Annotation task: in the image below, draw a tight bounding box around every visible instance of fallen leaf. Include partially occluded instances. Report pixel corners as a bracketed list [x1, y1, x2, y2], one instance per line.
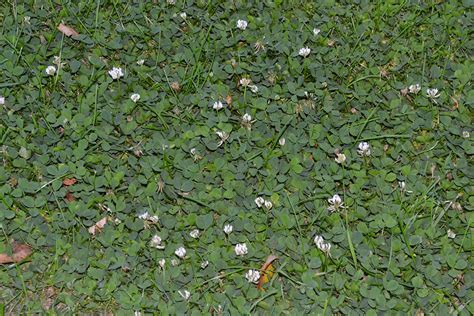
[58, 23, 79, 37]
[225, 94, 232, 106]
[88, 217, 108, 235]
[257, 254, 278, 290]
[65, 191, 75, 202]
[62, 178, 77, 186]
[0, 242, 32, 264]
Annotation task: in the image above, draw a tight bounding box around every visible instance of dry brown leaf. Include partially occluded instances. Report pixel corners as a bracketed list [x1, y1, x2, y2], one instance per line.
[62, 178, 77, 186]
[65, 191, 75, 202]
[88, 217, 108, 235]
[257, 254, 278, 290]
[0, 242, 32, 264]
[58, 23, 79, 37]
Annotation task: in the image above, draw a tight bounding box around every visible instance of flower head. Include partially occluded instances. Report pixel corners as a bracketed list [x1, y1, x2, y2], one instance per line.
[213, 100, 224, 110]
[150, 235, 165, 249]
[137, 59, 145, 66]
[108, 67, 124, 80]
[52, 56, 66, 69]
[426, 88, 440, 99]
[447, 229, 456, 239]
[45, 65, 56, 76]
[148, 215, 159, 223]
[245, 269, 261, 284]
[242, 113, 252, 123]
[357, 142, 371, 156]
[249, 85, 259, 93]
[175, 246, 186, 258]
[313, 28, 321, 36]
[409, 84, 421, 94]
[190, 229, 200, 239]
[240, 78, 252, 87]
[462, 131, 470, 138]
[279, 138, 286, 146]
[0, 96, 4, 105]
[327, 194, 344, 212]
[264, 200, 273, 210]
[314, 235, 331, 254]
[158, 259, 166, 268]
[138, 211, 149, 220]
[234, 243, 248, 256]
[255, 197, 265, 208]
[299, 47, 311, 57]
[130, 93, 141, 103]
[223, 224, 233, 235]
[236, 20, 248, 30]
[201, 260, 209, 269]
[216, 130, 229, 147]
[167, 0, 176, 4]
[180, 12, 187, 19]
[335, 153, 346, 164]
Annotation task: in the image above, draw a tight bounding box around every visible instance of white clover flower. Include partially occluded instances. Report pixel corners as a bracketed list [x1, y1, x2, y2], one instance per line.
[108, 67, 124, 80]
[150, 235, 165, 249]
[357, 142, 371, 156]
[398, 181, 412, 194]
[175, 246, 186, 258]
[314, 235, 331, 254]
[240, 78, 252, 87]
[223, 224, 233, 235]
[313, 28, 321, 36]
[245, 269, 260, 284]
[279, 138, 286, 146]
[327, 194, 344, 212]
[149, 215, 159, 223]
[45, 65, 56, 76]
[137, 59, 145, 66]
[114, 218, 122, 225]
[409, 84, 421, 94]
[236, 19, 248, 30]
[201, 260, 209, 269]
[159, 259, 166, 268]
[0, 96, 4, 105]
[447, 229, 456, 239]
[171, 259, 179, 266]
[462, 131, 470, 138]
[130, 93, 140, 103]
[190, 229, 200, 239]
[178, 290, 191, 301]
[216, 130, 229, 147]
[426, 88, 440, 99]
[264, 200, 273, 210]
[234, 243, 248, 256]
[212, 100, 224, 110]
[335, 153, 346, 164]
[138, 211, 149, 220]
[298, 47, 311, 57]
[134, 311, 142, 316]
[52, 56, 66, 69]
[242, 113, 252, 123]
[180, 12, 187, 19]
[167, 0, 176, 4]
[249, 85, 259, 93]
[255, 197, 265, 208]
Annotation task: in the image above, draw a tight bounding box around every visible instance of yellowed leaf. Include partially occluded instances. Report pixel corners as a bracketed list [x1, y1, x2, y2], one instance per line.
[257, 254, 278, 290]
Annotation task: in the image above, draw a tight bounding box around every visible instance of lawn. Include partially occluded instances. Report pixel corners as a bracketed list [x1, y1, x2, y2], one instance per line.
[0, 0, 472, 314]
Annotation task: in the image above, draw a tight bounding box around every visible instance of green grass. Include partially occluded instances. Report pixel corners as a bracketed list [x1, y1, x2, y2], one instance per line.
[0, 0, 472, 314]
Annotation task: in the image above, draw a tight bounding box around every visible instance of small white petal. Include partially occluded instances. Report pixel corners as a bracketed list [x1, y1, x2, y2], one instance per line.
[175, 246, 187, 258]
